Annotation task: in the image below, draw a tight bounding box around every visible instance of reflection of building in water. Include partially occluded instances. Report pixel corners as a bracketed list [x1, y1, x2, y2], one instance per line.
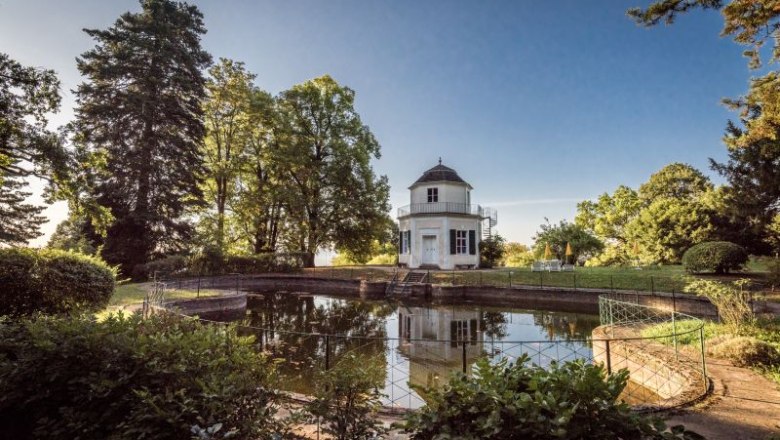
[397, 306, 483, 390]
[536, 312, 585, 341]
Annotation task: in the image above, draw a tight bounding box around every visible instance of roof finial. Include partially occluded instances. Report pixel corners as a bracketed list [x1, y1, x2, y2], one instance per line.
[438, 157, 442, 165]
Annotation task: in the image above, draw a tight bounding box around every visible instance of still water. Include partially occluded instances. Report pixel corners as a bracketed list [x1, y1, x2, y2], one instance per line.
[237, 292, 601, 409]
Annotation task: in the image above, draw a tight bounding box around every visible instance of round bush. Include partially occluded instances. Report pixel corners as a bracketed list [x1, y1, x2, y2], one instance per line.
[709, 336, 780, 367]
[0, 248, 115, 316]
[682, 241, 749, 274]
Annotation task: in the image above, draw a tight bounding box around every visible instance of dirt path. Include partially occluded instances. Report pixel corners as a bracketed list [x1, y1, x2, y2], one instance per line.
[665, 360, 780, 439]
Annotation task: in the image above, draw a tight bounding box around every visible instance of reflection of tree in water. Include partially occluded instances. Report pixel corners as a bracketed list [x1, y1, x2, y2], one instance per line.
[481, 311, 509, 339]
[532, 311, 598, 342]
[241, 293, 392, 395]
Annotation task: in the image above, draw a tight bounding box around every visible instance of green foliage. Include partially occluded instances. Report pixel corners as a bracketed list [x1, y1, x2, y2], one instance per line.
[131, 255, 188, 280]
[0, 52, 65, 246]
[405, 356, 701, 440]
[73, 0, 212, 275]
[47, 215, 98, 255]
[502, 242, 535, 267]
[479, 234, 506, 268]
[0, 313, 284, 439]
[306, 354, 387, 440]
[709, 336, 780, 368]
[685, 278, 754, 334]
[682, 241, 749, 274]
[628, 197, 714, 264]
[275, 75, 391, 267]
[767, 257, 780, 289]
[577, 164, 723, 265]
[533, 220, 603, 264]
[0, 248, 115, 316]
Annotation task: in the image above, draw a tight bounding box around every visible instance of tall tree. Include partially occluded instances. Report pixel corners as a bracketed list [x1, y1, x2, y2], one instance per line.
[710, 119, 780, 253]
[73, 0, 211, 273]
[274, 75, 390, 267]
[201, 58, 261, 250]
[230, 87, 285, 254]
[638, 162, 713, 201]
[0, 53, 66, 246]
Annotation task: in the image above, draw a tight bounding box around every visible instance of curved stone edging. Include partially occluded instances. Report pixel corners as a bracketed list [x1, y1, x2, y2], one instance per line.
[163, 293, 247, 320]
[592, 325, 709, 411]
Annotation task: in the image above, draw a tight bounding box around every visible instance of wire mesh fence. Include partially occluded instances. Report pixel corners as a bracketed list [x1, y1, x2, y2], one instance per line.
[145, 281, 709, 411]
[153, 265, 775, 298]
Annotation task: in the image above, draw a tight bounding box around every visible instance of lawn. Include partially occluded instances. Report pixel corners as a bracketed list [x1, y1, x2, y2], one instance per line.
[316, 262, 777, 297]
[106, 283, 223, 309]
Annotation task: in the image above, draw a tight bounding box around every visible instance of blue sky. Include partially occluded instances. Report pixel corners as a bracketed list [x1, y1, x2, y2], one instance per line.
[0, 0, 751, 250]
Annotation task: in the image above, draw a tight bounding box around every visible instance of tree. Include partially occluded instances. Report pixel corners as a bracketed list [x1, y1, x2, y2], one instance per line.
[502, 242, 535, 267]
[710, 120, 780, 254]
[47, 215, 98, 255]
[638, 162, 713, 202]
[626, 198, 714, 264]
[274, 75, 390, 267]
[479, 234, 506, 268]
[575, 185, 641, 246]
[533, 220, 603, 264]
[73, 0, 212, 274]
[201, 58, 264, 250]
[230, 88, 288, 255]
[577, 164, 718, 265]
[0, 53, 65, 246]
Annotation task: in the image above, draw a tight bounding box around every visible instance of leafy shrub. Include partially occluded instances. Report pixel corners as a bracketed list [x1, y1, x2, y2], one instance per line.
[709, 336, 780, 368]
[682, 241, 748, 274]
[131, 254, 188, 280]
[0, 313, 284, 439]
[480, 235, 506, 268]
[405, 356, 702, 440]
[306, 354, 387, 440]
[767, 257, 780, 289]
[187, 247, 304, 278]
[685, 279, 755, 334]
[0, 248, 115, 316]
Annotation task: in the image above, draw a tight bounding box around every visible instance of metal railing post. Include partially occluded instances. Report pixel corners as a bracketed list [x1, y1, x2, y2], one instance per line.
[651, 276, 655, 294]
[325, 335, 330, 371]
[539, 272, 543, 289]
[610, 276, 614, 292]
[509, 271, 512, 288]
[699, 327, 707, 392]
[605, 339, 612, 375]
[573, 274, 576, 290]
[197, 274, 201, 298]
[462, 341, 467, 374]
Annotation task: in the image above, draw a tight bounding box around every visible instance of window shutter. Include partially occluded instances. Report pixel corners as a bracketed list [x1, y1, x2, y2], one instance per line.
[468, 230, 476, 255]
[449, 229, 456, 255]
[406, 231, 412, 254]
[470, 319, 477, 345]
[450, 321, 458, 347]
[399, 231, 404, 254]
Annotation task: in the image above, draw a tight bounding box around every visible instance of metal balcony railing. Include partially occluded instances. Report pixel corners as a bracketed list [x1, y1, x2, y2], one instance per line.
[397, 202, 485, 217]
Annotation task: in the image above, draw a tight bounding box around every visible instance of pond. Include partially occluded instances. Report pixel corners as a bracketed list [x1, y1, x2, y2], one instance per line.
[235, 292, 602, 409]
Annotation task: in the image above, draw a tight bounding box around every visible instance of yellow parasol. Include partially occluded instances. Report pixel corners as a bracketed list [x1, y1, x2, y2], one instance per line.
[565, 242, 573, 257]
[544, 243, 552, 260]
[633, 242, 640, 255]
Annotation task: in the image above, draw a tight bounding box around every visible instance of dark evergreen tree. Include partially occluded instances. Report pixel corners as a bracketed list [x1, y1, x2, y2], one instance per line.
[710, 119, 780, 254]
[74, 0, 212, 273]
[0, 53, 64, 246]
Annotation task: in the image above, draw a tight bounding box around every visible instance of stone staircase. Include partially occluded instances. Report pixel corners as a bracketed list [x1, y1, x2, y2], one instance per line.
[387, 270, 428, 296]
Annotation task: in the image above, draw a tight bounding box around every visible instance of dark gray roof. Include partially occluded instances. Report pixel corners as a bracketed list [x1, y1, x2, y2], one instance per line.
[411, 164, 471, 187]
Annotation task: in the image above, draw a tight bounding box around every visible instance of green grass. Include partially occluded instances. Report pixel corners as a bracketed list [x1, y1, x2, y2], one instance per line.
[310, 261, 777, 296]
[107, 282, 222, 308]
[641, 317, 780, 385]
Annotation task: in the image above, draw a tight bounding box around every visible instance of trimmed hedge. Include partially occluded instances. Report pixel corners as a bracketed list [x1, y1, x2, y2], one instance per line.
[0, 313, 284, 439]
[682, 241, 748, 274]
[132, 249, 305, 280]
[0, 248, 115, 316]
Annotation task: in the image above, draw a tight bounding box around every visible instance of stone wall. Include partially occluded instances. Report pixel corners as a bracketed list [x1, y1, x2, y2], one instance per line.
[592, 325, 707, 409]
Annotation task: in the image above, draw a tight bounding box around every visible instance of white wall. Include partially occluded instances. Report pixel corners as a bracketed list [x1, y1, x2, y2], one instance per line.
[398, 215, 481, 269]
[410, 182, 470, 205]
